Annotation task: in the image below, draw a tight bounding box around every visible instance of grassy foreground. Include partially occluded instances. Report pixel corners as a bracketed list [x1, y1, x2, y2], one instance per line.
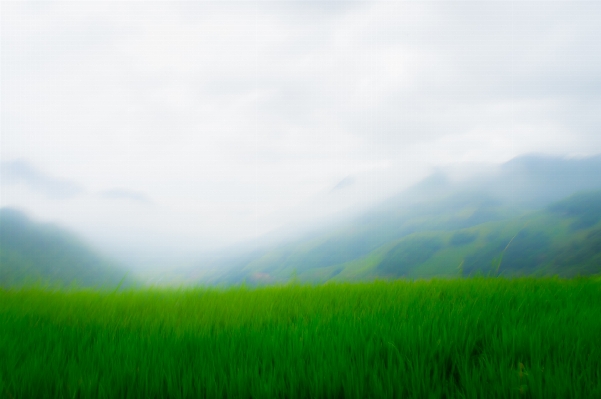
[1, 278, 600, 398]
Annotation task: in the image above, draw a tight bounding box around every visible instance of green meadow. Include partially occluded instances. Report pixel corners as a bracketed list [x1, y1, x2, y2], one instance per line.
[1, 278, 600, 398]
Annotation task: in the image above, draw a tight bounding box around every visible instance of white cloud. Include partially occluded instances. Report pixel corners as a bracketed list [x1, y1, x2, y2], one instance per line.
[2, 1, 601, 262]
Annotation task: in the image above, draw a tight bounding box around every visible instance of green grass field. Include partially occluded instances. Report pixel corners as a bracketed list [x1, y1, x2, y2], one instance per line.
[1, 278, 600, 398]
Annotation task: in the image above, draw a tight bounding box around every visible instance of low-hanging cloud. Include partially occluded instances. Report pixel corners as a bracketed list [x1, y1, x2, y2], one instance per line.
[1, 159, 84, 199]
[99, 188, 153, 205]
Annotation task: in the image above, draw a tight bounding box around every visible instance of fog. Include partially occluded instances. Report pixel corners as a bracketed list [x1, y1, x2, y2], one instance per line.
[2, 2, 601, 269]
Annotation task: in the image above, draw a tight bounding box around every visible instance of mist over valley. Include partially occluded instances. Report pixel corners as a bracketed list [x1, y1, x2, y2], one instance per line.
[2, 153, 601, 288]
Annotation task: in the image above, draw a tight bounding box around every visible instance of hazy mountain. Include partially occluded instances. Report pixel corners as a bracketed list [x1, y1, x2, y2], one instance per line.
[374, 190, 601, 279]
[0, 208, 133, 288]
[201, 154, 601, 284]
[3, 153, 599, 287]
[478, 154, 601, 206]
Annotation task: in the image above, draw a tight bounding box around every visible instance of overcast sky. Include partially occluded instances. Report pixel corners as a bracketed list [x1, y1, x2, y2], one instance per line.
[2, 1, 601, 261]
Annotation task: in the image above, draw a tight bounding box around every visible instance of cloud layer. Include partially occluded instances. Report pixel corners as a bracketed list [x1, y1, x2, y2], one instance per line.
[2, 2, 601, 261]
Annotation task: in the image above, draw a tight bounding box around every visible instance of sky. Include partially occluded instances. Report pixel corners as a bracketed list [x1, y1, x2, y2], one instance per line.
[2, 1, 601, 263]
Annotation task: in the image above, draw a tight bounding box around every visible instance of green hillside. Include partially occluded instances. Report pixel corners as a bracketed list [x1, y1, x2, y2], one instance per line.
[340, 191, 601, 280]
[236, 193, 522, 282]
[0, 208, 133, 288]
[216, 190, 601, 284]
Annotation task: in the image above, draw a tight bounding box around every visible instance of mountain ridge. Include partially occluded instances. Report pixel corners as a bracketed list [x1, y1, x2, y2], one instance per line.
[0, 207, 133, 288]
[199, 153, 601, 284]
